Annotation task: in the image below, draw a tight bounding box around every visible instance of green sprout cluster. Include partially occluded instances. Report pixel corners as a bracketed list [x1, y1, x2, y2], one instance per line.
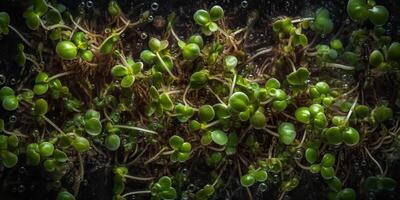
[0, 1, 399, 200]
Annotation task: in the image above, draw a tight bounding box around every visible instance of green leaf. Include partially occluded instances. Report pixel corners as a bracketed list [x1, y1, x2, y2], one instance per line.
[182, 43, 200, 60]
[46, 9, 62, 25]
[56, 191, 76, 200]
[39, 142, 54, 157]
[34, 98, 48, 115]
[107, 1, 121, 17]
[253, 170, 268, 182]
[211, 130, 228, 145]
[347, 0, 369, 22]
[228, 92, 249, 112]
[121, 75, 135, 88]
[111, 65, 128, 77]
[305, 148, 317, 164]
[0, 12, 10, 35]
[287, 67, 310, 86]
[2, 95, 19, 111]
[368, 5, 389, 26]
[210, 5, 224, 21]
[321, 153, 335, 167]
[325, 126, 343, 145]
[278, 122, 296, 145]
[54, 149, 68, 162]
[56, 41, 78, 60]
[193, 9, 210, 26]
[105, 134, 121, 151]
[295, 107, 311, 124]
[84, 118, 102, 136]
[240, 174, 255, 187]
[198, 105, 215, 122]
[169, 135, 184, 150]
[223, 55, 238, 71]
[23, 9, 40, 30]
[313, 8, 333, 35]
[190, 70, 209, 89]
[159, 93, 174, 111]
[33, 0, 48, 16]
[71, 136, 90, 153]
[99, 33, 119, 54]
[342, 127, 360, 146]
[250, 109, 267, 129]
[1, 150, 18, 168]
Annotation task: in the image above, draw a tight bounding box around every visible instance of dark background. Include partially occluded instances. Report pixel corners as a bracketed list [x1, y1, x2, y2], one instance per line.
[0, 0, 399, 199]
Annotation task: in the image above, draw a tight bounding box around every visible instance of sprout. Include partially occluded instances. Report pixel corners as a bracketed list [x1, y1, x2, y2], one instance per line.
[347, 0, 389, 25]
[240, 169, 268, 187]
[111, 53, 143, 88]
[286, 67, 310, 86]
[105, 134, 121, 151]
[0, 86, 19, 111]
[305, 148, 317, 164]
[83, 110, 102, 136]
[0, 12, 10, 35]
[150, 176, 177, 199]
[169, 135, 191, 162]
[193, 5, 224, 35]
[108, 1, 121, 17]
[313, 8, 334, 35]
[228, 92, 249, 112]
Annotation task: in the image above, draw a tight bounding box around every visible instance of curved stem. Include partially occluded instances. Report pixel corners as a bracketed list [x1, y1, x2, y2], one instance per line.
[206, 86, 225, 105]
[295, 159, 310, 170]
[144, 147, 168, 165]
[296, 130, 307, 148]
[263, 127, 279, 137]
[324, 63, 355, 70]
[69, 15, 102, 37]
[8, 25, 33, 48]
[291, 17, 314, 24]
[42, 115, 65, 135]
[155, 52, 178, 79]
[203, 120, 220, 129]
[113, 124, 158, 135]
[39, 20, 72, 31]
[48, 71, 74, 82]
[124, 175, 155, 181]
[345, 95, 359, 125]
[122, 190, 151, 198]
[229, 72, 237, 97]
[212, 162, 227, 187]
[246, 47, 273, 63]
[364, 147, 384, 176]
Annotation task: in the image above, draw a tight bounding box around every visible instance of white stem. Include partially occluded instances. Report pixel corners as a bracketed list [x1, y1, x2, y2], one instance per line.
[324, 63, 355, 70]
[8, 25, 33, 48]
[42, 115, 65, 135]
[113, 125, 158, 135]
[229, 72, 237, 97]
[155, 52, 178, 79]
[48, 71, 74, 82]
[364, 147, 384, 176]
[124, 175, 155, 181]
[122, 190, 151, 198]
[263, 127, 279, 137]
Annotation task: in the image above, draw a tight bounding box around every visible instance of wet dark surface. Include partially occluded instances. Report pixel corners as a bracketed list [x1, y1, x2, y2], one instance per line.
[0, 0, 399, 200]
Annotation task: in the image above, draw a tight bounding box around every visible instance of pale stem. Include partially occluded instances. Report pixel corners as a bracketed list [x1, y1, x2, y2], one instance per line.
[229, 72, 237, 97]
[124, 175, 155, 181]
[203, 120, 220, 129]
[122, 190, 151, 198]
[206, 86, 225, 105]
[42, 115, 65, 135]
[155, 52, 178, 79]
[324, 63, 355, 70]
[263, 127, 279, 137]
[246, 47, 273, 63]
[144, 147, 168, 165]
[8, 25, 34, 48]
[291, 17, 314, 24]
[364, 147, 384, 176]
[296, 130, 307, 148]
[48, 71, 74, 82]
[113, 124, 158, 135]
[345, 95, 359, 124]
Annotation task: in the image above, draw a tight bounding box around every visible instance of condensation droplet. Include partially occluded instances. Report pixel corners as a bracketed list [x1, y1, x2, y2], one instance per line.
[17, 185, 25, 193]
[9, 78, 16, 85]
[258, 183, 268, 192]
[86, 1, 94, 8]
[147, 15, 154, 22]
[141, 32, 148, 40]
[241, 1, 248, 8]
[151, 2, 159, 11]
[0, 74, 6, 85]
[9, 115, 17, 123]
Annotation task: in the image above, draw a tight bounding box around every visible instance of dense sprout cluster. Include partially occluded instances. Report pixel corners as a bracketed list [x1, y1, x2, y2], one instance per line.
[0, 0, 399, 200]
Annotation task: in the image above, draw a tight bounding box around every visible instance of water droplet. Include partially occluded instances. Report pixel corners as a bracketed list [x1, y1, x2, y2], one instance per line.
[182, 168, 188, 175]
[241, 1, 248, 8]
[151, 2, 159, 11]
[141, 32, 148, 40]
[17, 185, 25, 193]
[295, 149, 303, 160]
[0, 74, 6, 85]
[18, 167, 27, 175]
[258, 183, 268, 192]
[147, 15, 154, 22]
[9, 115, 17, 123]
[86, 0, 94, 8]
[361, 160, 367, 167]
[10, 78, 16, 85]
